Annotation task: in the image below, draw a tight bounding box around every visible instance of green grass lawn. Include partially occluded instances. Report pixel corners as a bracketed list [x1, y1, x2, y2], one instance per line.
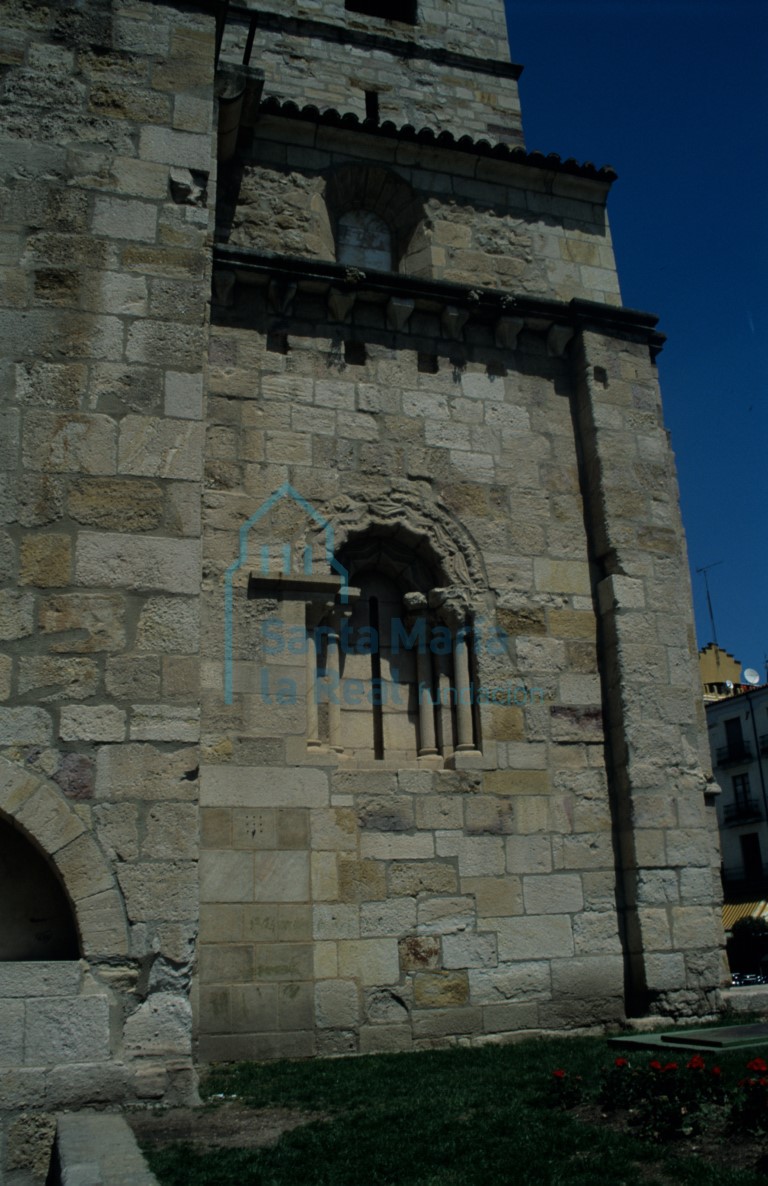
[143, 1033, 768, 1186]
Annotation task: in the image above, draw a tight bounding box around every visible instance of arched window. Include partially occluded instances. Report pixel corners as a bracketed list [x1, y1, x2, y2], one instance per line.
[0, 817, 80, 960]
[325, 165, 429, 276]
[337, 210, 393, 271]
[307, 533, 481, 764]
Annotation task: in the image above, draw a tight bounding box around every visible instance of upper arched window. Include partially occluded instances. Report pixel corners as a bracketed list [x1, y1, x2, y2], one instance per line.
[337, 210, 393, 271]
[325, 165, 429, 277]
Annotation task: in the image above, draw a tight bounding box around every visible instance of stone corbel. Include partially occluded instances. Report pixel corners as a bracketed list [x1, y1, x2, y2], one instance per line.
[547, 324, 574, 357]
[441, 305, 469, 341]
[494, 316, 525, 350]
[386, 297, 415, 332]
[268, 280, 297, 315]
[328, 288, 357, 323]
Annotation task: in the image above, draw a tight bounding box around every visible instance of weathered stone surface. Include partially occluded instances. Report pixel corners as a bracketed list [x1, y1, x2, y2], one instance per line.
[60, 704, 125, 742]
[413, 971, 470, 1008]
[19, 533, 71, 586]
[123, 993, 192, 1058]
[0, 590, 34, 640]
[39, 593, 127, 653]
[0, 706, 52, 744]
[25, 995, 111, 1064]
[68, 477, 164, 531]
[118, 861, 197, 921]
[118, 415, 204, 478]
[96, 743, 199, 801]
[75, 532, 201, 593]
[18, 655, 98, 701]
[398, 934, 440, 971]
[389, 861, 458, 896]
[315, 979, 359, 1029]
[201, 765, 329, 808]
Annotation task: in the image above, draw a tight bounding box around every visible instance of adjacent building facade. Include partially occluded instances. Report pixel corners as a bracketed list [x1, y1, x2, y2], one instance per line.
[704, 676, 768, 901]
[0, 0, 724, 1109]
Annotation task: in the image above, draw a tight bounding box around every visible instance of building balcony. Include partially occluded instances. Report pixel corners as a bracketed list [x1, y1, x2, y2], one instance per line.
[723, 798, 764, 826]
[722, 864, 768, 898]
[716, 741, 753, 766]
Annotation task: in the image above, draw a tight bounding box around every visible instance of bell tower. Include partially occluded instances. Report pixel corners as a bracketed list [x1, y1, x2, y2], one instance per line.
[195, 0, 724, 1059]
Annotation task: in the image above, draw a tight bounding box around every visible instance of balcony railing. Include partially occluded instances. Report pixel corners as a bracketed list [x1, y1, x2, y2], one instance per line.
[722, 863, 768, 897]
[723, 798, 764, 825]
[716, 741, 753, 766]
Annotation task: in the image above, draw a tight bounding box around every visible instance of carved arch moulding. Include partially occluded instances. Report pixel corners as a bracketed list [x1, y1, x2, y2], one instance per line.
[311, 485, 489, 606]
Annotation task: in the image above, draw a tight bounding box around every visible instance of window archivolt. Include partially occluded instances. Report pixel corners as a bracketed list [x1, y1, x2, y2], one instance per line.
[306, 532, 481, 765]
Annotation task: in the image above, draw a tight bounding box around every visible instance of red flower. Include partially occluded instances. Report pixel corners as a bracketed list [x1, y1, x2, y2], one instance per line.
[649, 1059, 662, 1071]
[747, 1057, 768, 1074]
[552, 1068, 566, 1080]
[614, 1057, 628, 1068]
[663, 1062, 678, 1072]
[687, 1054, 706, 1071]
[711, 1066, 722, 1077]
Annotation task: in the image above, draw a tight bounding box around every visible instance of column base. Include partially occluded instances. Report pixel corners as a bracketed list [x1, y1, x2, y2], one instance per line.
[448, 749, 484, 770]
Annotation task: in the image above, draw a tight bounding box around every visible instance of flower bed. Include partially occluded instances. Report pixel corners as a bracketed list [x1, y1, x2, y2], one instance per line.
[552, 1052, 768, 1146]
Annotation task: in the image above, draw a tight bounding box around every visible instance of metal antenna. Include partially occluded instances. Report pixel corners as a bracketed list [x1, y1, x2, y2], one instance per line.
[696, 561, 722, 651]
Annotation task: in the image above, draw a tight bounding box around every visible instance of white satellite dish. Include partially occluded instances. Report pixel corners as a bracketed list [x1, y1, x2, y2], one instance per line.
[743, 668, 761, 685]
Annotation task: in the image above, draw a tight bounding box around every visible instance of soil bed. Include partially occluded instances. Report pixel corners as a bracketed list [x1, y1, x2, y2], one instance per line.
[127, 1101, 325, 1151]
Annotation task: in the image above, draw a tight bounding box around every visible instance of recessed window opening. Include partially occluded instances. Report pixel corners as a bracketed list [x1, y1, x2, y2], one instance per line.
[337, 210, 393, 271]
[345, 0, 417, 25]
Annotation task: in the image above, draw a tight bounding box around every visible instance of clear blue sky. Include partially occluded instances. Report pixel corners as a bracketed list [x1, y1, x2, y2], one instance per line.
[505, 0, 768, 680]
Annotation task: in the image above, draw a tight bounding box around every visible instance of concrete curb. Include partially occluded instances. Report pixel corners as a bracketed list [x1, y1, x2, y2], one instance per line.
[49, 1113, 159, 1186]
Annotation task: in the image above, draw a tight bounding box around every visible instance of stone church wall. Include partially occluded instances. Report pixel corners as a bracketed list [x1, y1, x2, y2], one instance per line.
[0, 0, 724, 1113]
[0, 0, 215, 1107]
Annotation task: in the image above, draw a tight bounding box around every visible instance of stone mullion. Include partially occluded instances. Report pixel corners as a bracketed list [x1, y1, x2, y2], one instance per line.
[570, 327, 723, 1015]
[453, 626, 475, 753]
[415, 626, 438, 757]
[324, 612, 344, 753]
[305, 620, 320, 749]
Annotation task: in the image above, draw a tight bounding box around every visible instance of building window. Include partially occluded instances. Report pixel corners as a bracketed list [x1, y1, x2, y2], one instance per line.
[337, 210, 393, 271]
[732, 773, 752, 804]
[345, 0, 417, 25]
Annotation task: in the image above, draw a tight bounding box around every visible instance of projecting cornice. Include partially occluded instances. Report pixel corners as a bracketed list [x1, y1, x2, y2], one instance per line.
[212, 244, 664, 357]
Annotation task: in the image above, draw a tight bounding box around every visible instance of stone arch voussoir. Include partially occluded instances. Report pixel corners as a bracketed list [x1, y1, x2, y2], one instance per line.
[0, 755, 129, 960]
